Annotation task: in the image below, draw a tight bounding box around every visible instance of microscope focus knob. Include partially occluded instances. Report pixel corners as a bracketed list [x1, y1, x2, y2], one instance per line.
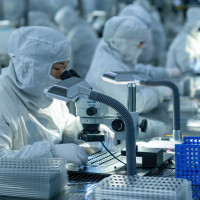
[86, 107, 97, 116]
[111, 119, 125, 132]
[139, 119, 148, 132]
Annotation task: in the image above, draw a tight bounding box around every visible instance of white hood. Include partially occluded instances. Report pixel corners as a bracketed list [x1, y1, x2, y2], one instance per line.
[103, 16, 148, 66]
[2, 26, 71, 110]
[119, 4, 152, 27]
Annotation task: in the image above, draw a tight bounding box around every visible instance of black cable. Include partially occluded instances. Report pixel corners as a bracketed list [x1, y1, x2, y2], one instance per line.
[100, 141, 127, 166]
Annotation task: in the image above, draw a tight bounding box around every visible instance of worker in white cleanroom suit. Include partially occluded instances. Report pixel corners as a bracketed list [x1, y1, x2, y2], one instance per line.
[85, 16, 166, 114]
[0, 26, 113, 165]
[166, 7, 200, 76]
[118, 3, 179, 80]
[118, 3, 179, 99]
[55, 6, 99, 79]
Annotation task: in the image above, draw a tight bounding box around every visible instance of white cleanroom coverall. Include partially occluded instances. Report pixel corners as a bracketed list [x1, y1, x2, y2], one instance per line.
[0, 26, 88, 166]
[85, 16, 161, 113]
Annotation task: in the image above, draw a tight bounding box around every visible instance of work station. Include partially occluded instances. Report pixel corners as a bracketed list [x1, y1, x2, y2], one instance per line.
[0, 0, 200, 199]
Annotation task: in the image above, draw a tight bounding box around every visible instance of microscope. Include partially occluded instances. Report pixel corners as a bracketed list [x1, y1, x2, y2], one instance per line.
[76, 98, 124, 143]
[59, 69, 139, 144]
[44, 74, 144, 175]
[75, 94, 147, 146]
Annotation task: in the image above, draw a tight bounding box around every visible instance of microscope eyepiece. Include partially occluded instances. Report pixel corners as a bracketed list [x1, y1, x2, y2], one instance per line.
[60, 69, 81, 80]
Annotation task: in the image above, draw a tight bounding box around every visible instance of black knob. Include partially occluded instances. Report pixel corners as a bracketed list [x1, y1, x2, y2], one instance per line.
[111, 119, 125, 132]
[139, 119, 148, 132]
[86, 107, 97, 116]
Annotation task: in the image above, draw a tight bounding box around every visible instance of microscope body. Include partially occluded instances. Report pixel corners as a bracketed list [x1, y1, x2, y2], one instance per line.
[76, 98, 126, 144]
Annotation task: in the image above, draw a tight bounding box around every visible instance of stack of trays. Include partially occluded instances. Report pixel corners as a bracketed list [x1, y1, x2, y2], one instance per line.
[89, 175, 192, 200]
[0, 158, 67, 200]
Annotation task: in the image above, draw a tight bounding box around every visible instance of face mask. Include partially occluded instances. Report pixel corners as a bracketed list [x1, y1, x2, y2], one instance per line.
[123, 47, 142, 66]
[49, 75, 61, 86]
[132, 48, 142, 65]
[111, 38, 143, 66]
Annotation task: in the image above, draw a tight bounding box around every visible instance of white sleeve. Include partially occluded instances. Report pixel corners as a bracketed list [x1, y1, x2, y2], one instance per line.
[0, 114, 54, 158]
[0, 140, 54, 158]
[134, 63, 169, 79]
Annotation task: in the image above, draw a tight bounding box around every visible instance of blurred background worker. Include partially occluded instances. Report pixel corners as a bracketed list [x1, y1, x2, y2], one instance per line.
[55, 6, 99, 79]
[85, 16, 162, 114]
[119, 4, 155, 66]
[166, 7, 200, 76]
[118, 4, 179, 80]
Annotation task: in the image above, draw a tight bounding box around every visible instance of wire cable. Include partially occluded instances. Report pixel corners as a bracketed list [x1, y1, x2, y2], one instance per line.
[100, 141, 126, 166]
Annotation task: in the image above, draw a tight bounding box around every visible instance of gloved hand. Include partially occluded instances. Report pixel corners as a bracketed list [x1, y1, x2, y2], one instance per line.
[53, 143, 88, 166]
[155, 86, 172, 102]
[166, 67, 181, 78]
[98, 125, 114, 152]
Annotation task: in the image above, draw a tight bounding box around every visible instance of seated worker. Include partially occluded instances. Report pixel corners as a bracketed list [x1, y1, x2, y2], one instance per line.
[166, 7, 200, 76]
[85, 16, 169, 114]
[119, 4, 180, 80]
[0, 26, 113, 166]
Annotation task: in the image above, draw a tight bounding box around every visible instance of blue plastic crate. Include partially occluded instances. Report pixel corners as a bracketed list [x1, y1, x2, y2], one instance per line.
[192, 185, 200, 200]
[183, 137, 200, 144]
[175, 137, 200, 185]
